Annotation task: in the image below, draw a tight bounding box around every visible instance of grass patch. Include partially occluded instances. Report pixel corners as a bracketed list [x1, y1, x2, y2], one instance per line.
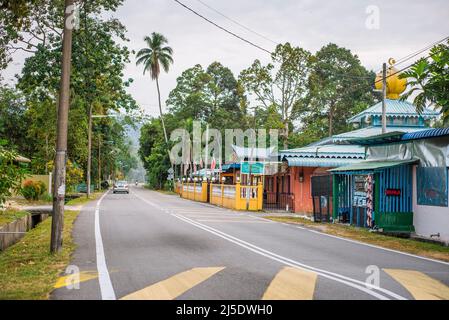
[155, 189, 177, 196]
[265, 216, 449, 263]
[65, 192, 103, 206]
[9, 198, 52, 206]
[0, 210, 80, 300]
[0, 210, 29, 228]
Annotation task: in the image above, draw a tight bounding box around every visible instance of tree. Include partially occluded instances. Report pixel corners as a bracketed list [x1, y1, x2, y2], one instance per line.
[167, 62, 247, 130]
[0, 87, 28, 153]
[303, 43, 375, 137]
[0, 0, 126, 69]
[240, 43, 311, 148]
[0, 145, 26, 206]
[139, 118, 171, 189]
[136, 32, 174, 143]
[16, 14, 137, 175]
[400, 40, 449, 126]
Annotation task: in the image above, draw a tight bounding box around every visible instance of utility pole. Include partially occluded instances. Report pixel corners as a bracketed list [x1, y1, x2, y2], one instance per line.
[98, 134, 101, 190]
[87, 106, 92, 197]
[51, 0, 74, 253]
[382, 62, 387, 134]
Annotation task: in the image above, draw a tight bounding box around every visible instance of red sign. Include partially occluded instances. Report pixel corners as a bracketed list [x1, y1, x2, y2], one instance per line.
[385, 189, 401, 196]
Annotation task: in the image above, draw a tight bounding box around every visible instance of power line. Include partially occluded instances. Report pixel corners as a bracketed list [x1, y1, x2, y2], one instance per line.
[195, 0, 278, 45]
[374, 35, 449, 73]
[173, 0, 272, 54]
[395, 36, 448, 66]
[373, 52, 435, 85]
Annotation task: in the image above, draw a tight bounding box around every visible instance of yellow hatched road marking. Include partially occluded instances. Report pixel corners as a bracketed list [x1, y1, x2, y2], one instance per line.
[120, 267, 225, 300]
[384, 269, 449, 300]
[262, 267, 317, 300]
[54, 271, 98, 289]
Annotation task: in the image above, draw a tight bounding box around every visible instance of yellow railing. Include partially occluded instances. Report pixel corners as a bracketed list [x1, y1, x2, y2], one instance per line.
[177, 182, 263, 211]
[210, 182, 263, 211]
[179, 182, 208, 203]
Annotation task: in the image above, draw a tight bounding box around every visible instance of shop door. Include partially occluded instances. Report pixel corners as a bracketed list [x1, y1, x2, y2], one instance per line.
[311, 175, 333, 222]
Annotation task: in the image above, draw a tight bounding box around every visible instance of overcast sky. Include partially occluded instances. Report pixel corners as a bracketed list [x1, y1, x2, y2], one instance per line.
[3, 0, 449, 116]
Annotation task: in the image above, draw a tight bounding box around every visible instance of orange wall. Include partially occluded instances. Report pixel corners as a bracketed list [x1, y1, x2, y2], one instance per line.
[290, 167, 315, 216]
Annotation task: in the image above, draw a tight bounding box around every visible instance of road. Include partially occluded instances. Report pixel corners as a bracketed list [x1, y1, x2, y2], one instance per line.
[51, 185, 449, 300]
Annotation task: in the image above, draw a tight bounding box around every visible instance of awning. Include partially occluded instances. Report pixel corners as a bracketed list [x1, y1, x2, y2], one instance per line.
[329, 158, 419, 173]
[285, 157, 362, 168]
[221, 163, 240, 171]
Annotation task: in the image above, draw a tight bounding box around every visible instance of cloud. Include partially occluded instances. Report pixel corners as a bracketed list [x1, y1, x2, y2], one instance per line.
[2, 0, 448, 116]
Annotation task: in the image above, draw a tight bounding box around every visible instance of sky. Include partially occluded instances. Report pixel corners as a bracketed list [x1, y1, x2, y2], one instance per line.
[2, 0, 449, 117]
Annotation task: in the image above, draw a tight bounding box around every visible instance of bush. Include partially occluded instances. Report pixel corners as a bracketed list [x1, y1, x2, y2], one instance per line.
[21, 180, 47, 201]
[0, 146, 26, 206]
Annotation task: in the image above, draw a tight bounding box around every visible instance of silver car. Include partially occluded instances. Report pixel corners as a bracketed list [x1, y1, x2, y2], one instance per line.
[113, 181, 129, 194]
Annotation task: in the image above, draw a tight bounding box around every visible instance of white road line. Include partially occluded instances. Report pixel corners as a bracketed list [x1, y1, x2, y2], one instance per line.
[95, 191, 116, 300]
[306, 230, 449, 267]
[132, 191, 406, 300]
[197, 219, 271, 223]
[138, 190, 449, 266]
[172, 214, 404, 301]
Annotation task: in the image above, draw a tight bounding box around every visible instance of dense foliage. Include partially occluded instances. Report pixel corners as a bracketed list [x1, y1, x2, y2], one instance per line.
[0, 146, 26, 205]
[0, 0, 138, 195]
[401, 40, 449, 126]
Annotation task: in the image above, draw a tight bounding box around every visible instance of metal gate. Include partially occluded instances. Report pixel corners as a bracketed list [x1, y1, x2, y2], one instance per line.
[263, 192, 294, 212]
[311, 175, 333, 222]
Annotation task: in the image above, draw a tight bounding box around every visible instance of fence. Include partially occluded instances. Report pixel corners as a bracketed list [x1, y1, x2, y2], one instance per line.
[179, 182, 208, 203]
[263, 192, 294, 212]
[209, 183, 263, 211]
[177, 182, 263, 211]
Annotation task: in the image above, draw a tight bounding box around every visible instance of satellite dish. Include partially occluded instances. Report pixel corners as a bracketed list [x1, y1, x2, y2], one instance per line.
[388, 58, 396, 66]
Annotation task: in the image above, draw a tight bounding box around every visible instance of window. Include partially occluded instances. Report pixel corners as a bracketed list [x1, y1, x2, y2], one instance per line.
[417, 167, 448, 207]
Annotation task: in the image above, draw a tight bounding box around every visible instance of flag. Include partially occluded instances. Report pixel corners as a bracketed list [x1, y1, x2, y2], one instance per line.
[211, 156, 216, 171]
[200, 157, 204, 169]
[193, 163, 197, 174]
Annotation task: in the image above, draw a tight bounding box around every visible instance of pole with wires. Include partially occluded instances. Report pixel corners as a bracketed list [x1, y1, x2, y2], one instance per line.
[51, 0, 74, 253]
[382, 62, 387, 134]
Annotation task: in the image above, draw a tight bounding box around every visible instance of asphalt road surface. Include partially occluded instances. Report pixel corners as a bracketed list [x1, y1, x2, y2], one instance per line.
[51, 185, 449, 300]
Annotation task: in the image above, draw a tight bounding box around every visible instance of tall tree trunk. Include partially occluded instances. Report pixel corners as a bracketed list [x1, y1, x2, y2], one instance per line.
[156, 76, 175, 191]
[51, 0, 74, 253]
[283, 121, 289, 149]
[155, 77, 168, 143]
[328, 102, 335, 137]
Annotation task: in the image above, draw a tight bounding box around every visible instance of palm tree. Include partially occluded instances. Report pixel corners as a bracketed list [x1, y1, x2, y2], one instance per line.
[136, 32, 174, 143]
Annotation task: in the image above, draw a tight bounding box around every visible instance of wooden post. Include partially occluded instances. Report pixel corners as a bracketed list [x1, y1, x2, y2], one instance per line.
[51, 0, 74, 253]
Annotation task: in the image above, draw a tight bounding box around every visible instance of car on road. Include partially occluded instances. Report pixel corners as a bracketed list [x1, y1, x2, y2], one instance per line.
[113, 181, 129, 194]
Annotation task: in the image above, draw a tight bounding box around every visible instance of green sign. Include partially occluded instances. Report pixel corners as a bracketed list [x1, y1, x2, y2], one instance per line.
[241, 162, 264, 175]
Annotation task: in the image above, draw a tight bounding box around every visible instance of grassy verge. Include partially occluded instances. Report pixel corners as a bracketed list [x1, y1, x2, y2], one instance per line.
[265, 216, 449, 262]
[65, 192, 103, 206]
[0, 210, 80, 300]
[0, 210, 29, 228]
[7, 198, 52, 206]
[155, 189, 177, 196]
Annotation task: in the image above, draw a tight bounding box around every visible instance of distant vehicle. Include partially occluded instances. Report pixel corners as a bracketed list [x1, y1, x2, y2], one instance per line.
[113, 181, 129, 194]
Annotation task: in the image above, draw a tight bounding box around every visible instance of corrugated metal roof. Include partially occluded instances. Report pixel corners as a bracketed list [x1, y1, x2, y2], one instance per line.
[332, 126, 427, 142]
[329, 158, 419, 172]
[402, 127, 449, 141]
[348, 99, 439, 123]
[221, 163, 240, 171]
[192, 169, 222, 176]
[281, 144, 365, 159]
[231, 145, 276, 160]
[286, 157, 361, 168]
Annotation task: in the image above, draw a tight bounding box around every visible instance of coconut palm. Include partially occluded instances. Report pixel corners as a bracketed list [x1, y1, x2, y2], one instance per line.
[136, 32, 174, 142]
